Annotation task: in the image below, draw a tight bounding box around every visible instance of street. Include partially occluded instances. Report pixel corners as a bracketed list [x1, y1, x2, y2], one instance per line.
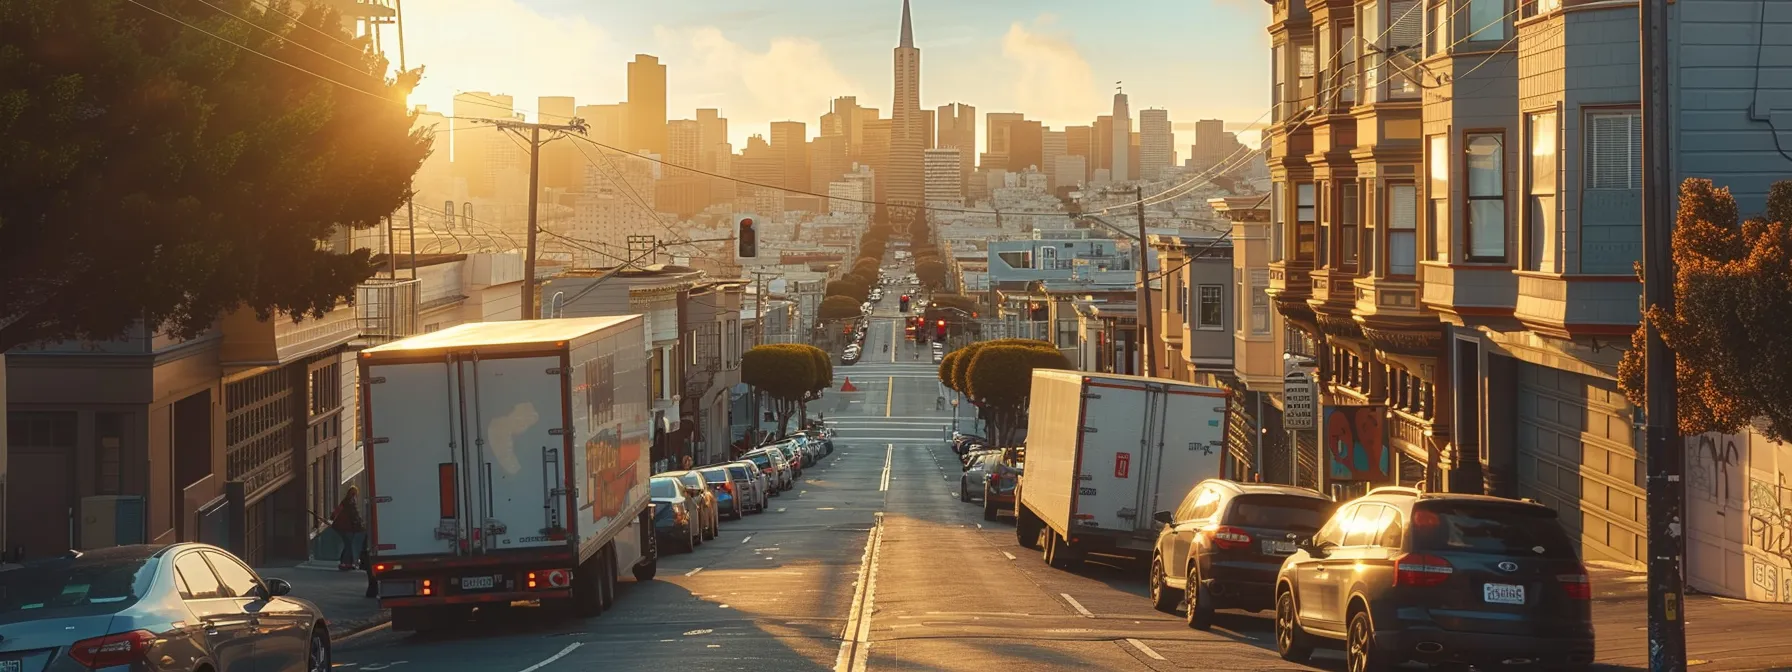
[328, 296, 1792, 672]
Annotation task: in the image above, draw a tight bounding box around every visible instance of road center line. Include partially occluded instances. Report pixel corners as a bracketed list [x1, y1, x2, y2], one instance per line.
[684, 567, 704, 577]
[885, 376, 894, 416]
[741, 535, 752, 544]
[516, 642, 583, 672]
[1060, 593, 1094, 618]
[1125, 638, 1166, 661]
[1001, 551, 1017, 561]
[834, 515, 886, 672]
[879, 444, 893, 492]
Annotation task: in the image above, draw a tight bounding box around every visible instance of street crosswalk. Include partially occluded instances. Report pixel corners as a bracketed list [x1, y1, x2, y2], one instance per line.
[825, 415, 959, 445]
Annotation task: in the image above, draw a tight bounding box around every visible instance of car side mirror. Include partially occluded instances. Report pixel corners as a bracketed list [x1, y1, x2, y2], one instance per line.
[1152, 510, 1174, 525]
[264, 578, 292, 598]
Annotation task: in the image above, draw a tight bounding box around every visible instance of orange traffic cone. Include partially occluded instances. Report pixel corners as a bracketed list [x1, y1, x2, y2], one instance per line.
[840, 377, 858, 392]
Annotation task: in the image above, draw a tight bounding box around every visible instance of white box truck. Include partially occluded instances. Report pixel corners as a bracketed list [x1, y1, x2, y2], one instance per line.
[1014, 370, 1232, 570]
[359, 316, 656, 630]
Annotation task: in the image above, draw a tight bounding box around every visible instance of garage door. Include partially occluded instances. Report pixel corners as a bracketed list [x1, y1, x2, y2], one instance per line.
[1514, 362, 1646, 566]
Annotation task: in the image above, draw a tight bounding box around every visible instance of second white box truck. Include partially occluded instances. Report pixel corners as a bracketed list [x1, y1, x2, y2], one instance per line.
[1015, 370, 1232, 570]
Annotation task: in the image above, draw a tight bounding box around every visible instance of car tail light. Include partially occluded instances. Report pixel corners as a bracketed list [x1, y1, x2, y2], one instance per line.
[68, 630, 156, 668]
[1392, 553, 1454, 587]
[674, 507, 689, 525]
[1558, 566, 1591, 600]
[1202, 525, 1253, 550]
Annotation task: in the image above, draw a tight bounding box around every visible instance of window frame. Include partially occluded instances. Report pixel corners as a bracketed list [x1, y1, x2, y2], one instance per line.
[1465, 0, 1510, 43]
[1296, 182, 1317, 261]
[174, 552, 227, 601]
[1426, 133, 1450, 263]
[1270, 182, 1287, 263]
[1524, 109, 1560, 272]
[1585, 109, 1643, 191]
[1339, 182, 1361, 271]
[1196, 285, 1226, 331]
[1463, 131, 1509, 263]
[1386, 182, 1420, 278]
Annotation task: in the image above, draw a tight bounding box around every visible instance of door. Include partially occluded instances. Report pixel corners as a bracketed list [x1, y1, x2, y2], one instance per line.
[174, 552, 259, 672]
[1145, 387, 1230, 525]
[1326, 504, 1395, 623]
[365, 361, 463, 557]
[1169, 486, 1222, 584]
[208, 551, 307, 672]
[466, 355, 566, 553]
[1293, 503, 1354, 631]
[1074, 383, 1150, 533]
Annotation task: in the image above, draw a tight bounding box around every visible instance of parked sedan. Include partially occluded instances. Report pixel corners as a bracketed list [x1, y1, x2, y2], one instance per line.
[697, 466, 745, 520]
[769, 441, 805, 477]
[960, 450, 1000, 502]
[744, 448, 792, 492]
[0, 543, 329, 672]
[1149, 480, 1336, 627]
[660, 471, 721, 541]
[650, 477, 702, 553]
[725, 461, 769, 513]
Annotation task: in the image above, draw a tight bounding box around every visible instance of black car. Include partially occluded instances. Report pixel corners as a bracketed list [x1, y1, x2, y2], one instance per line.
[1148, 480, 1335, 629]
[1274, 487, 1594, 672]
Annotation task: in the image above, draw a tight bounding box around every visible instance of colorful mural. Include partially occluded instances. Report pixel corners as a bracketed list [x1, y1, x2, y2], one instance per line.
[1323, 405, 1391, 483]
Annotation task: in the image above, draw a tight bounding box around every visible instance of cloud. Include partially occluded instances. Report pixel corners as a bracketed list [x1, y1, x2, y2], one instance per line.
[400, 0, 617, 118]
[655, 26, 860, 143]
[1000, 15, 1100, 127]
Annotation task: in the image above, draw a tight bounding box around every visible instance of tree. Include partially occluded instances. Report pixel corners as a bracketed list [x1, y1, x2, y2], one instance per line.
[743, 344, 828, 437]
[0, 0, 431, 352]
[825, 279, 869, 303]
[798, 345, 833, 426]
[915, 259, 948, 288]
[852, 257, 880, 278]
[818, 295, 862, 321]
[939, 349, 964, 392]
[1618, 178, 1792, 442]
[965, 342, 1073, 444]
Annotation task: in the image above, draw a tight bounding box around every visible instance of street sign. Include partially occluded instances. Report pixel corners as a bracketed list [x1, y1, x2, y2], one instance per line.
[1283, 370, 1317, 430]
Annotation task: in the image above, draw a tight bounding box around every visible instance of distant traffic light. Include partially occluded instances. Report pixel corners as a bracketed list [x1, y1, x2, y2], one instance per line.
[737, 215, 757, 258]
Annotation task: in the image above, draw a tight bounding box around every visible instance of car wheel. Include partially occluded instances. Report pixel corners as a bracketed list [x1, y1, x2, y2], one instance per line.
[960, 480, 971, 502]
[1275, 588, 1314, 663]
[307, 627, 331, 672]
[1149, 555, 1182, 613]
[1183, 561, 1214, 630]
[1016, 508, 1042, 550]
[982, 487, 998, 521]
[571, 552, 604, 616]
[702, 514, 717, 540]
[633, 520, 659, 581]
[1347, 608, 1392, 672]
[596, 546, 617, 612]
[679, 527, 697, 553]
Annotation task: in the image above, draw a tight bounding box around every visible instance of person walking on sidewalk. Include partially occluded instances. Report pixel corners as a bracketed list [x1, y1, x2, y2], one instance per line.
[331, 487, 365, 571]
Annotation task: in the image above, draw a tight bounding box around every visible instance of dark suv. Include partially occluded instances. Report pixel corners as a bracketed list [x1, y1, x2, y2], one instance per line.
[1274, 487, 1595, 672]
[1148, 480, 1335, 629]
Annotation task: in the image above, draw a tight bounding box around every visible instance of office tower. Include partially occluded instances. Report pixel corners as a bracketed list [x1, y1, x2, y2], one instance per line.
[1009, 120, 1043, 173]
[924, 148, 965, 206]
[696, 109, 728, 171]
[627, 54, 667, 155]
[1111, 91, 1131, 182]
[1054, 155, 1087, 190]
[936, 102, 977, 193]
[921, 109, 936, 149]
[1065, 125, 1093, 181]
[667, 120, 700, 169]
[735, 136, 783, 214]
[1093, 115, 1113, 175]
[1042, 130, 1067, 188]
[537, 96, 581, 193]
[862, 118, 893, 204]
[1191, 118, 1244, 170]
[986, 112, 1022, 157]
[1129, 131, 1141, 182]
[887, 0, 926, 215]
[810, 134, 848, 202]
[770, 121, 810, 194]
[1139, 108, 1173, 180]
[577, 103, 628, 149]
[451, 92, 512, 199]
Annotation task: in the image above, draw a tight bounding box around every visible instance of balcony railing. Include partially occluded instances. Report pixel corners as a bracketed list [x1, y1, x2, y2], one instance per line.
[356, 278, 421, 345]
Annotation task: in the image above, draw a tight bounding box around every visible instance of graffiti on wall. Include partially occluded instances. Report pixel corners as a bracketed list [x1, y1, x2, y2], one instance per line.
[1688, 429, 1792, 602]
[1323, 405, 1390, 483]
[1690, 432, 1742, 507]
[1750, 474, 1792, 566]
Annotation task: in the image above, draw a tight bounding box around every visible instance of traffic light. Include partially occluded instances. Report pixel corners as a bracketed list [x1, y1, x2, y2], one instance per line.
[936, 320, 947, 338]
[736, 215, 757, 258]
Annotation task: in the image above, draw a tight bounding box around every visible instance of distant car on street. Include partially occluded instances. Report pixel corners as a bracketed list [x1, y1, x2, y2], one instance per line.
[744, 447, 793, 491]
[650, 477, 702, 553]
[658, 471, 721, 542]
[725, 461, 770, 513]
[697, 465, 745, 520]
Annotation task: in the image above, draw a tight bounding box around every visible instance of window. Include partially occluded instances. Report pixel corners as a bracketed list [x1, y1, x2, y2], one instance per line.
[1467, 0, 1508, 42]
[1188, 487, 1224, 520]
[1341, 504, 1386, 546]
[1587, 111, 1643, 190]
[1523, 0, 1562, 18]
[1427, 134, 1449, 262]
[1175, 277, 1188, 316]
[1426, 1, 1450, 56]
[1340, 183, 1360, 270]
[1314, 505, 1354, 546]
[1465, 133, 1507, 261]
[1250, 269, 1272, 335]
[1386, 0, 1424, 98]
[1410, 502, 1579, 558]
[1340, 26, 1359, 104]
[1197, 285, 1224, 330]
[1270, 183, 1286, 262]
[1526, 111, 1559, 271]
[1389, 184, 1418, 276]
[1318, 30, 1332, 109]
[1296, 183, 1317, 260]
[204, 552, 262, 598]
[1378, 508, 1408, 548]
[174, 554, 225, 600]
[1272, 44, 1286, 122]
[1360, 2, 1381, 104]
[1056, 319, 1079, 349]
[1298, 44, 1317, 109]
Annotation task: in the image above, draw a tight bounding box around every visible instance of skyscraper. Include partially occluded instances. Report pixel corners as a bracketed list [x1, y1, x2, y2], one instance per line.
[696, 109, 728, 171]
[770, 121, 810, 194]
[1092, 115, 1113, 179]
[576, 103, 627, 148]
[986, 112, 1023, 157]
[627, 55, 667, 155]
[538, 96, 581, 194]
[936, 103, 976, 194]
[1111, 91, 1131, 182]
[1139, 108, 1173, 180]
[1009, 120, 1043, 173]
[667, 120, 701, 169]
[924, 148, 964, 206]
[451, 92, 512, 199]
[1042, 130, 1066, 188]
[887, 0, 926, 217]
[1065, 125, 1093, 180]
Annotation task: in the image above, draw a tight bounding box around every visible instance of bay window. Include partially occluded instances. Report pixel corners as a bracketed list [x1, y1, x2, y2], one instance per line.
[1272, 44, 1286, 122]
[1387, 0, 1424, 99]
[1427, 1, 1450, 57]
[1298, 44, 1317, 110]
[1388, 184, 1418, 276]
[1427, 134, 1449, 262]
[1250, 269, 1272, 335]
[1525, 111, 1558, 271]
[1340, 183, 1360, 271]
[1297, 183, 1317, 261]
[1587, 111, 1643, 190]
[1341, 26, 1359, 104]
[1465, 133, 1507, 261]
[1198, 285, 1225, 330]
[1467, 0, 1508, 42]
[1271, 183, 1286, 262]
[1361, 1, 1381, 104]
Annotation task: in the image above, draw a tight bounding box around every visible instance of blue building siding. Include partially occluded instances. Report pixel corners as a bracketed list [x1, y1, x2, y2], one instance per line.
[1674, 0, 1792, 212]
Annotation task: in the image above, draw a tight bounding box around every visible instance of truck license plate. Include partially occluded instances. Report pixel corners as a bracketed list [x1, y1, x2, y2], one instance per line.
[0, 659, 21, 672]
[1483, 583, 1525, 605]
[462, 575, 495, 590]
[1262, 539, 1296, 555]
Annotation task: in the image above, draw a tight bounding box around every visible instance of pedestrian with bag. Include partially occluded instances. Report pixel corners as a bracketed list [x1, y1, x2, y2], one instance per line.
[331, 486, 365, 571]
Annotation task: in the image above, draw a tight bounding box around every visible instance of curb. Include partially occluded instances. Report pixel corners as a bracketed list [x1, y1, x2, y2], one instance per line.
[333, 612, 393, 644]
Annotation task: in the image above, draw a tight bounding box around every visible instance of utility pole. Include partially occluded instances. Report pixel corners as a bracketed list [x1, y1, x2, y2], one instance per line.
[1133, 186, 1155, 377]
[1639, 0, 1685, 667]
[480, 117, 589, 320]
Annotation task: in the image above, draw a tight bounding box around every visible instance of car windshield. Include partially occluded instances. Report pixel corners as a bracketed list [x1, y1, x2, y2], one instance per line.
[700, 469, 729, 482]
[747, 454, 771, 468]
[728, 466, 752, 479]
[0, 553, 156, 620]
[1410, 502, 1579, 559]
[677, 472, 703, 488]
[650, 478, 678, 499]
[1225, 495, 1336, 532]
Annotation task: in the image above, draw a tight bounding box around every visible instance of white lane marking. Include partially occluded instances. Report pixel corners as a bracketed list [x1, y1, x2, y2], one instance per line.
[683, 628, 714, 636]
[1060, 593, 1094, 618]
[1125, 639, 1167, 660]
[879, 444, 893, 492]
[975, 523, 983, 529]
[834, 515, 886, 672]
[741, 535, 753, 544]
[1001, 551, 1017, 561]
[516, 643, 583, 672]
[684, 567, 704, 577]
[778, 508, 787, 513]
[817, 507, 837, 510]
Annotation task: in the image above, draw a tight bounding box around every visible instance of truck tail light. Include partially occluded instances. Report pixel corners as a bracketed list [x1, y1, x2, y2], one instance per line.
[1393, 553, 1455, 587]
[1202, 525, 1253, 550]
[420, 579, 434, 596]
[528, 569, 571, 590]
[1558, 565, 1591, 600]
[68, 630, 156, 668]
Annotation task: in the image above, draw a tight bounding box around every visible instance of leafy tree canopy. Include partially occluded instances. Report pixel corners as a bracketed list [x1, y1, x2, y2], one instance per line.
[963, 342, 1072, 444]
[1618, 178, 1792, 442]
[743, 344, 816, 403]
[818, 295, 862, 321]
[939, 349, 963, 392]
[0, 0, 430, 351]
[915, 259, 948, 288]
[825, 279, 869, 303]
[804, 345, 833, 393]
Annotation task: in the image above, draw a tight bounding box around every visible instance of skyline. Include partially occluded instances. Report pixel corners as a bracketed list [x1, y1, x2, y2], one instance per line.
[400, 0, 1269, 150]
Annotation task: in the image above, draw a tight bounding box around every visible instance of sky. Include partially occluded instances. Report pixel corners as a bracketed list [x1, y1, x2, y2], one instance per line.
[399, 0, 1270, 151]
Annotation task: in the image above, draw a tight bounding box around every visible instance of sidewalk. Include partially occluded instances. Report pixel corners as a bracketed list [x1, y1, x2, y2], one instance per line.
[255, 561, 388, 638]
[1587, 564, 1792, 670]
